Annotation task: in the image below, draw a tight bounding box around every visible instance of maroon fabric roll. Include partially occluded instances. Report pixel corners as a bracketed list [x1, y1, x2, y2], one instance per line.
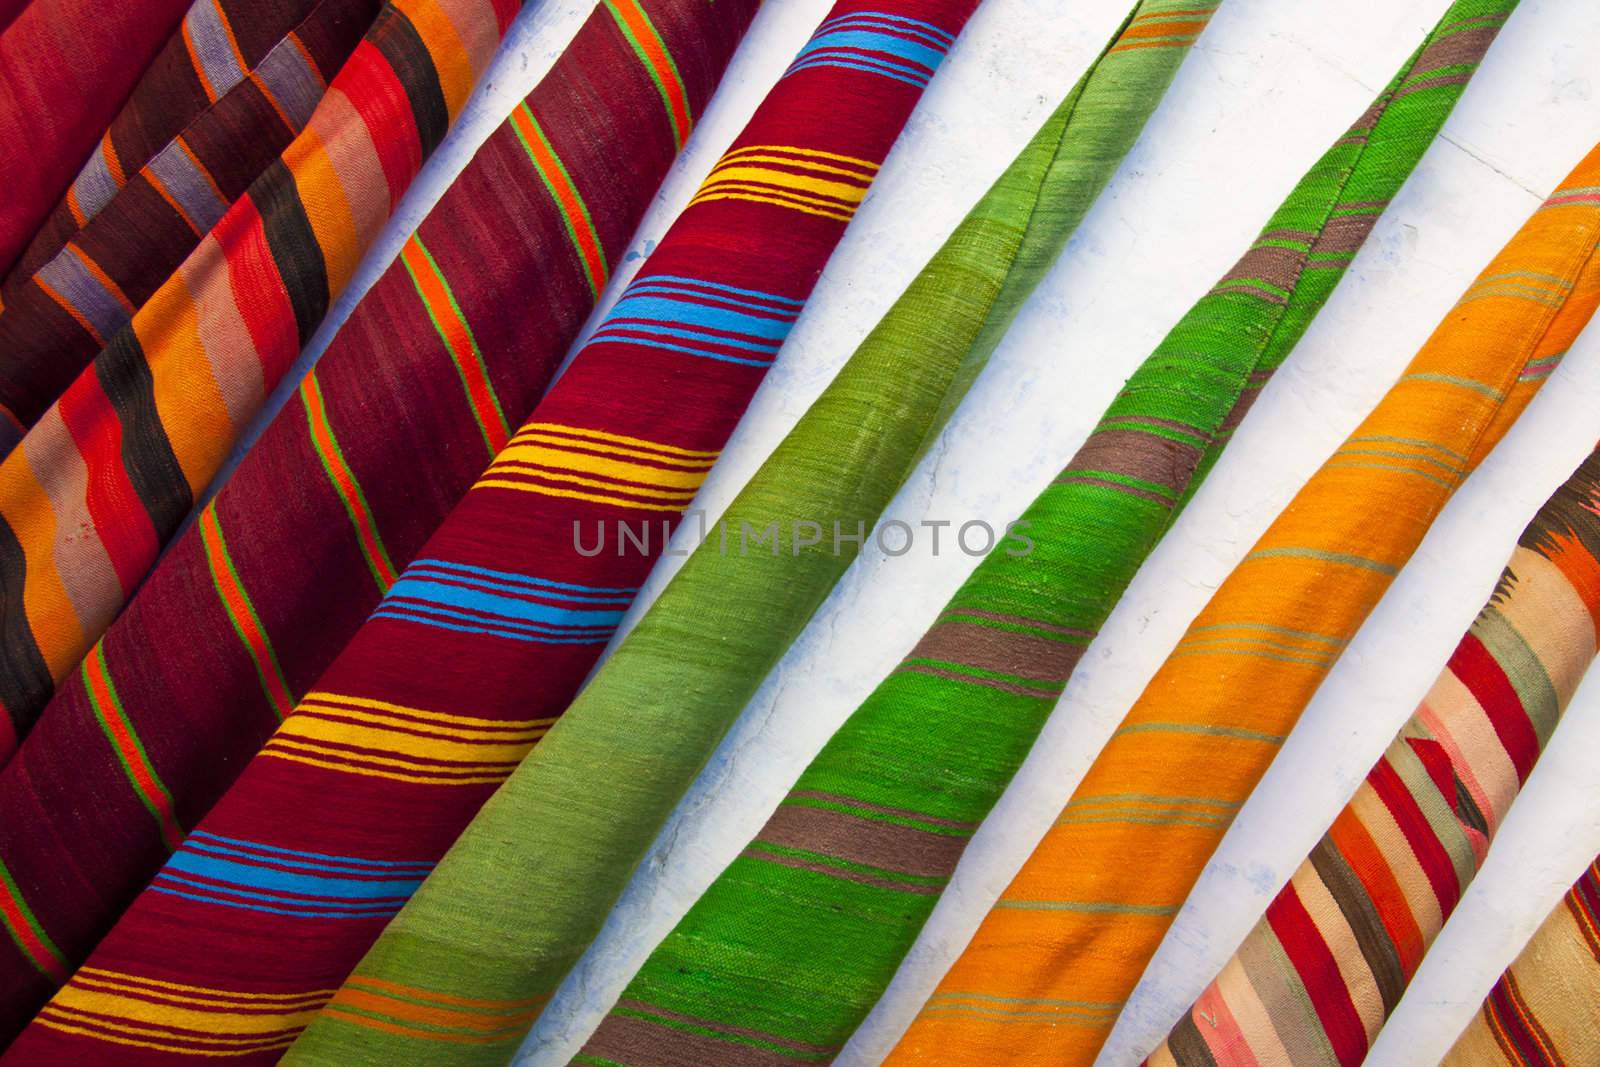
[0, 0, 758, 1047]
[0, 0, 193, 277]
[0, 0, 382, 453]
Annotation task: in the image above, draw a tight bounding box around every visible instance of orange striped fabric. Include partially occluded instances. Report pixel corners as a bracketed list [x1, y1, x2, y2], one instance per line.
[886, 143, 1600, 1067]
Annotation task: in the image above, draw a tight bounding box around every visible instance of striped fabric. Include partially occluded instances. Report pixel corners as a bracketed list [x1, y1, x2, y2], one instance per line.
[574, 6, 1508, 1066]
[890, 99, 1600, 1067]
[0, 0, 193, 277]
[1444, 858, 1600, 1066]
[0, 0, 756, 1046]
[0, 0, 382, 455]
[279, 3, 979, 1064]
[1149, 438, 1600, 1066]
[0, 0, 520, 750]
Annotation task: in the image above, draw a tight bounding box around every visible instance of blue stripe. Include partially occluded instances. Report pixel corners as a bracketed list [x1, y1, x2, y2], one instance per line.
[382, 577, 628, 629]
[402, 567, 635, 606]
[580, 333, 775, 367]
[816, 12, 955, 45]
[787, 53, 932, 87]
[601, 294, 795, 344]
[629, 274, 806, 307]
[186, 831, 433, 874]
[794, 29, 943, 73]
[166, 850, 424, 900]
[150, 882, 408, 920]
[379, 598, 618, 638]
[373, 608, 615, 645]
[402, 560, 638, 598]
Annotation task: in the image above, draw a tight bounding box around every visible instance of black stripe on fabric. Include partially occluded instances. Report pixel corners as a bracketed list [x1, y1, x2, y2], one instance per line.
[371, 4, 450, 157]
[0, 518, 54, 734]
[255, 158, 329, 345]
[1309, 835, 1408, 1014]
[1166, 1010, 1222, 1067]
[96, 330, 192, 542]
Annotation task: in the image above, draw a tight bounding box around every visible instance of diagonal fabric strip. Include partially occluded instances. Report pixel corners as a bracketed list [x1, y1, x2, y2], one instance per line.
[0, 0, 761, 1050]
[889, 81, 1600, 1067]
[1148, 430, 1600, 1066]
[571, 5, 1516, 1065]
[0, 0, 385, 457]
[0, 0, 521, 751]
[0, 0, 194, 278]
[280, 2, 981, 1064]
[1442, 857, 1600, 1065]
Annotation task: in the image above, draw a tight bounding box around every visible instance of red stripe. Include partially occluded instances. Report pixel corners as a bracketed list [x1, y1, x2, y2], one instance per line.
[338, 40, 421, 212]
[1447, 633, 1540, 782]
[1264, 887, 1369, 1066]
[55, 375, 158, 594]
[1369, 758, 1462, 913]
[211, 196, 299, 387]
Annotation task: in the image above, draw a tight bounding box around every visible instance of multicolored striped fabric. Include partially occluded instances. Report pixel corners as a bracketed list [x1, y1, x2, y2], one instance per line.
[281, 3, 978, 1063]
[0, 0, 756, 1045]
[0, 0, 520, 750]
[1149, 437, 1600, 1066]
[0, 0, 383, 454]
[0, 0, 193, 276]
[573, 6, 1508, 1065]
[1444, 857, 1600, 1066]
[890, 94, 1600, 1067]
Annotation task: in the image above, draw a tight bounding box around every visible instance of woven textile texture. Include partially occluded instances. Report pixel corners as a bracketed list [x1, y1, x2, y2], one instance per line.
[0, 2, 26, 34]
[0, 0, 384, 455]
[0, 0, 755, 1050]
[1149, 433, 1600, 1066]
[283, 2, 980, 1063]
[0, 0, 520, 750]
[890, 84, 1600, 1067]
[572, 5, 1509, 1066]
[0, 0, 192, 277]
[1443, 857, 1600, 1065]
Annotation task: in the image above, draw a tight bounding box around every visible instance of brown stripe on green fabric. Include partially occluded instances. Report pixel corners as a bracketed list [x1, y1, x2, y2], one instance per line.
[586, 1000, 841, 1066]
[1062, 427, 1206, 496]
[753, 801, 969, 880]
[902, 619, 1086, 683]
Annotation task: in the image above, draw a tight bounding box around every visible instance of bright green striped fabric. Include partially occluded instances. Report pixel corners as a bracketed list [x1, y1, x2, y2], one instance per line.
[573, 5, 1508, 1064]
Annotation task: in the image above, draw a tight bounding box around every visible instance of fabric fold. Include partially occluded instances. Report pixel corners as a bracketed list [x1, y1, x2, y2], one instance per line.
[570, 4, 1516, 1065]
[0, 0, 520, 749]
[1148, 433, 1600, 1065]
[0, 0, 194, 277]
[0, 0, 698, 1049]
[890, 75, 1600, 1067]
[0, 0, 385, 454]
[275, 2, 982, 1063]
[1443, 857, 1600, 1065]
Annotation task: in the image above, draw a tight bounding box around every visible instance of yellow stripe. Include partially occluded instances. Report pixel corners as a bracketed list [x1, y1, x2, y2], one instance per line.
[51, 986, 322, 1035]
[691, 166, 867, 207]
[707, 151, 881, 182]
[298, 691, 553, 731]
[293, 703, 550, 744]
[277, 713, 544, 763]
[487, 444, 712, 490]
[512, 431, 719, 466]
[471, 479, 693, 512]
[515, 422, 721, 458]
[480, 466, 702, 503]
[75, 968, 332, 1005]
[716, 144, 879, 173]
[261, 747, 519, 786]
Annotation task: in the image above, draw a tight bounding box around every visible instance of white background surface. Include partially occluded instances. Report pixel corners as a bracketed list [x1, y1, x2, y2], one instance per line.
[221, 1, 1600, 1063]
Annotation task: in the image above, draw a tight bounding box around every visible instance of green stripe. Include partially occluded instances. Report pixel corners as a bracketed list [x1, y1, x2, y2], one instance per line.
[1114, 721, 1288, 745]
[1243, 545, 1401, 575]
[0, 858, 66, 976]
[83, 649, 179, 838]
[300, 372, 396, 592]
[511, 102, 607, 299]
[403, 234, 508, 455]
[602, 0, 688, 149]
[200, 505, 293, 718]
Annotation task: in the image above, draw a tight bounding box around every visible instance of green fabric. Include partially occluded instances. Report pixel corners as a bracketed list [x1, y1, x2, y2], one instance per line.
[568, 4, 1508, 1064]
[288, 3, 1218, 1063]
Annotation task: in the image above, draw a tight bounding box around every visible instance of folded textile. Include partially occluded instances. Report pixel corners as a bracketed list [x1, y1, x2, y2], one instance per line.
[1149, 430, 1600, 1065]
[282, 2, 984, 1063]
[0, 0, 383, 455]
[0, 0, 520, 747]
[0, 0, 758, 1049]
[890, 41, 1600, 1066]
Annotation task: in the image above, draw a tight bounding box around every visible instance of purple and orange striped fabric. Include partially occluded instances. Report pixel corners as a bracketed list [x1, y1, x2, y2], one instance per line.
[0, 0, 383, 454]
[0, 0, 520, 752]
[0, 0, 193, 276]
[0, 0, 757, 1048]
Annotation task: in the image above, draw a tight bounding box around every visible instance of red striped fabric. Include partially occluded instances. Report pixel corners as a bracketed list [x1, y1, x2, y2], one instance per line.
[0, 0, 757, 1047]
